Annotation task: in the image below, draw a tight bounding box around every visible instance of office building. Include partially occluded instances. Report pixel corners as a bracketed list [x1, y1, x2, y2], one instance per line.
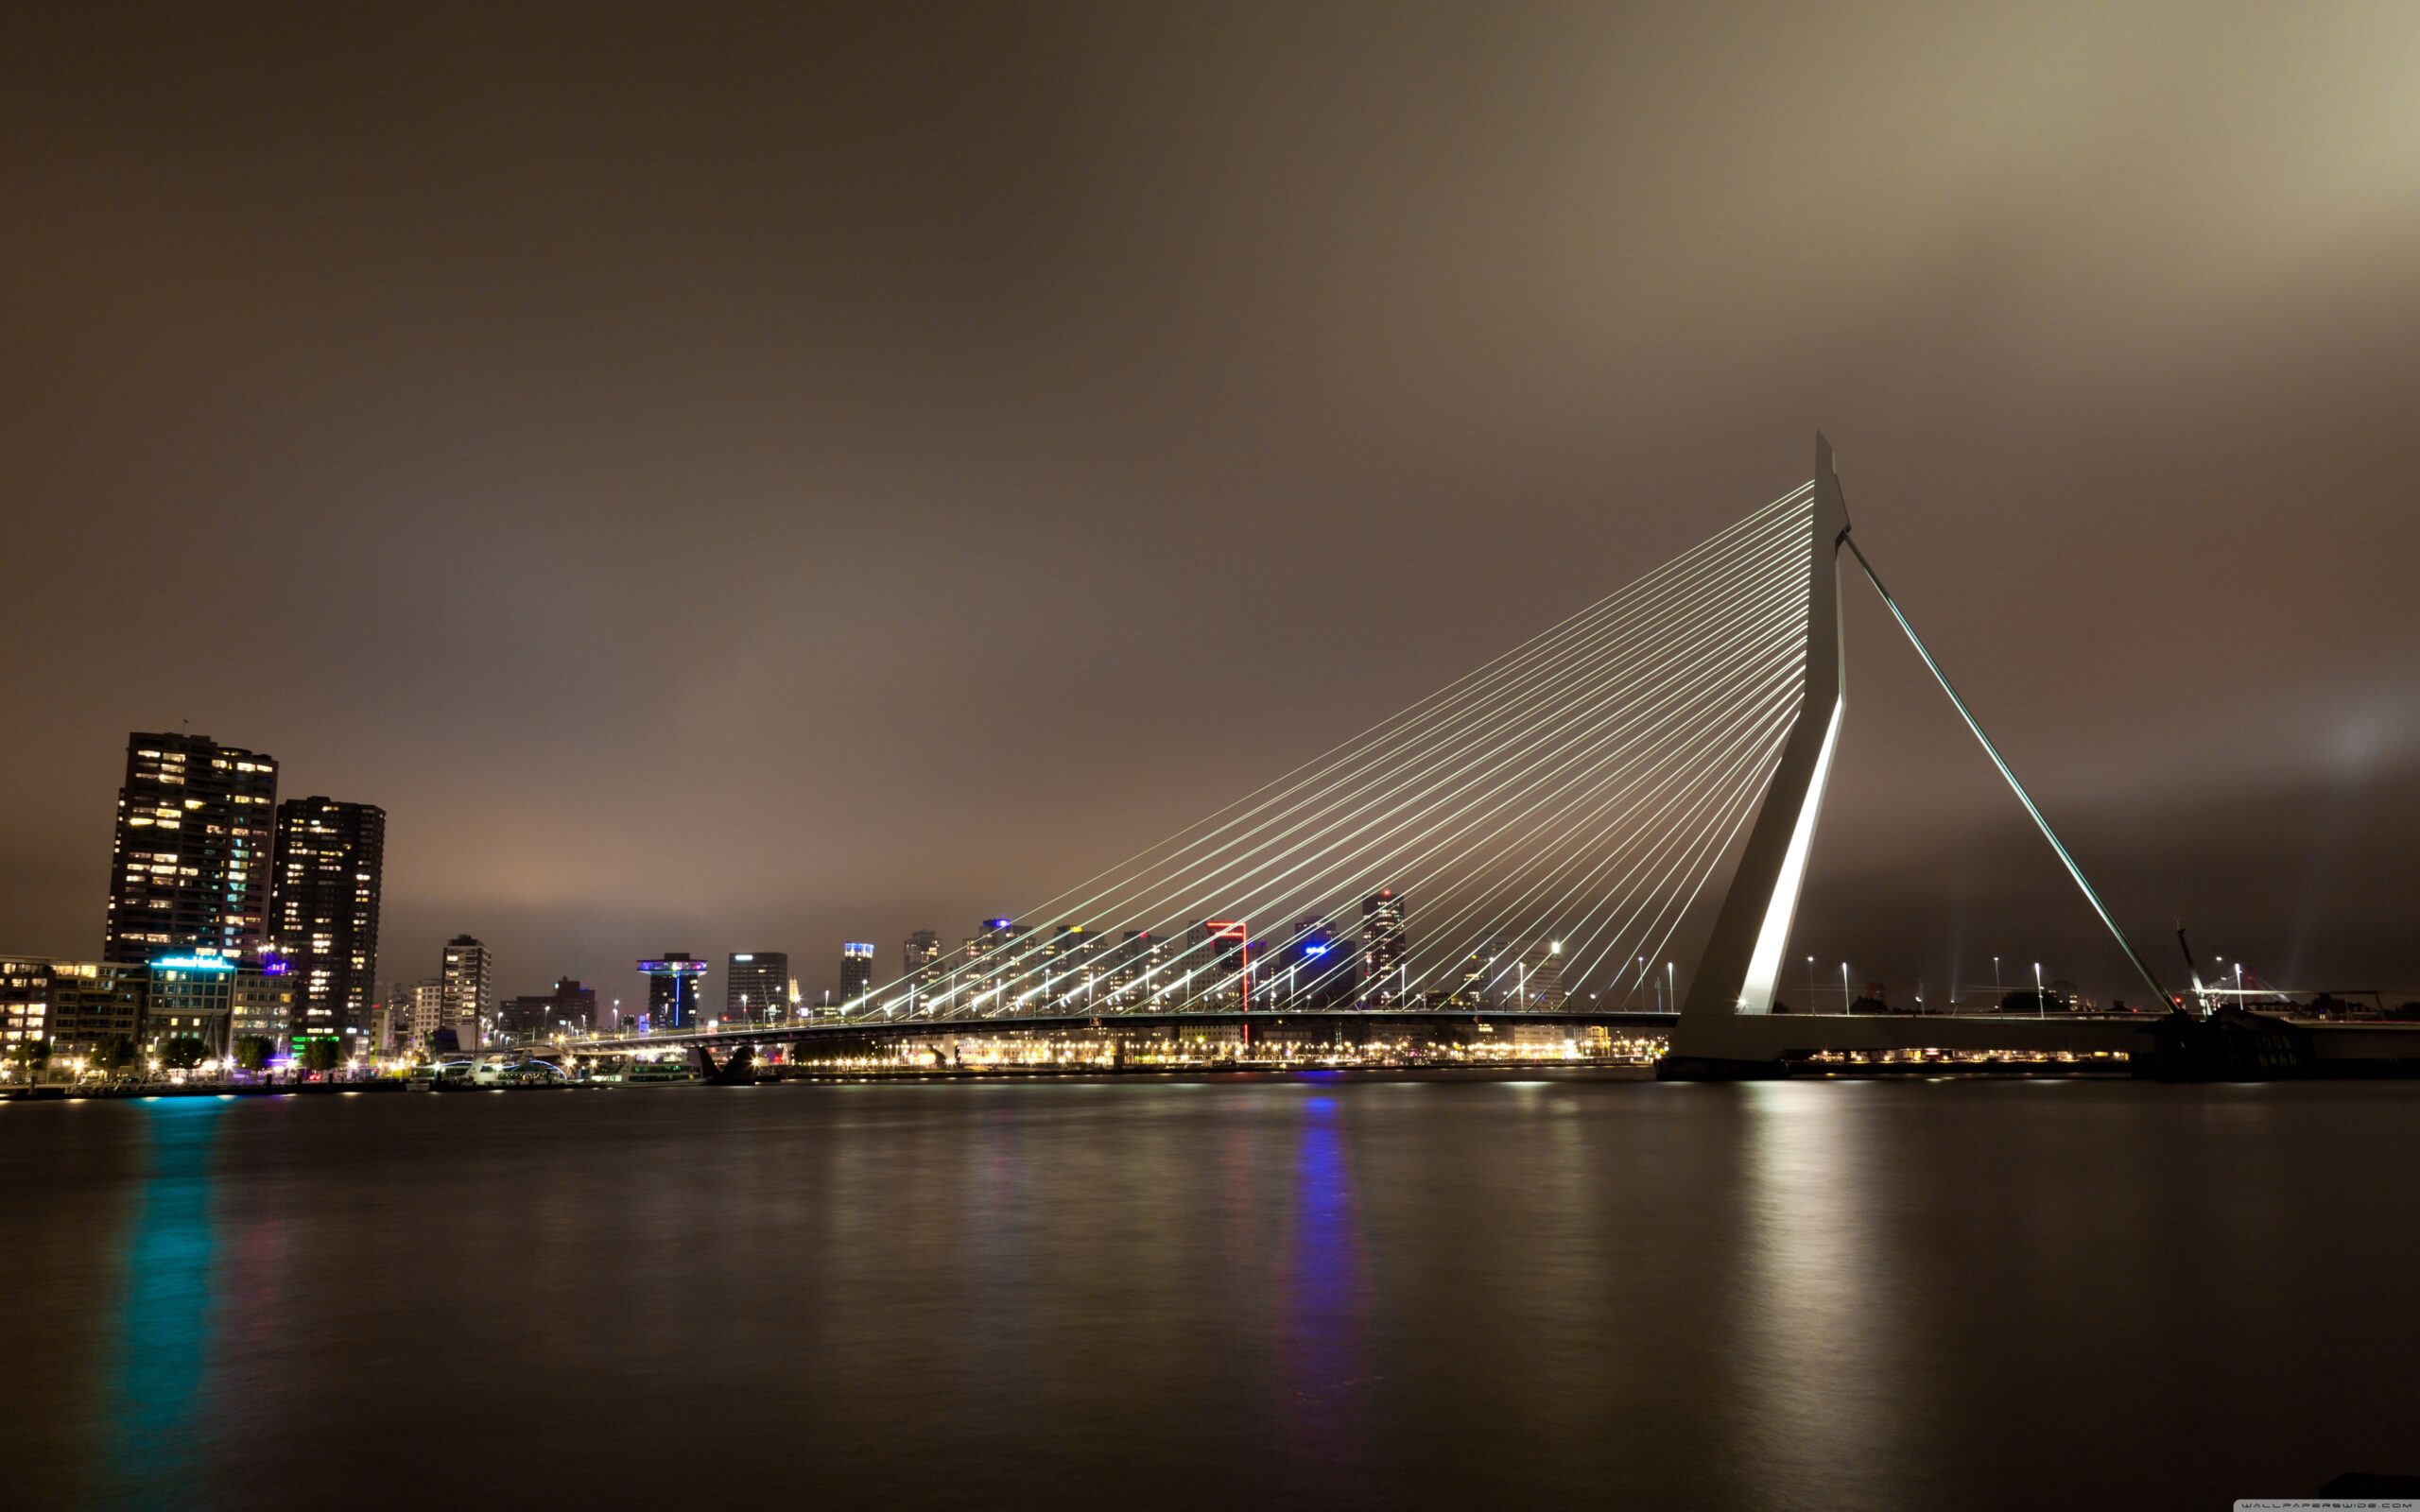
[1520, 940, 1566, 1009]
[639, 954, 707, 1030]
[146, 954, 236, 1057]
[499, 979, 598, 1042]
[103, 731, 279, 966]
[839, 942, 874, 1006]
[904, 930, 942, 985]
[727, 953, 790, 1024]
[268, 797, 386, 1054]
[441, 936, 493, 1048]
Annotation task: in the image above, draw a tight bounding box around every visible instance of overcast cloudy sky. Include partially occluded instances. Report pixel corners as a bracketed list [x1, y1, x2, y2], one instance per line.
[6, 2, 2417, 1005]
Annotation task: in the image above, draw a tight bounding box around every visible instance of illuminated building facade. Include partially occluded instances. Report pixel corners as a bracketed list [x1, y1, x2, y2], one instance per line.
[640, 954, 706, 1030]
[839, 942, 874, 1006]
[231, 965, 296, 1046]
[1360, 888, 1407, 1004]
[268, 796, 385, 1054]
[1199, 919, 1250, 1008]
[146, 955, 236, 1057]
[441, 936, 493, 1047]
[45, 960, 144, 1052]
[103, 731, 279, 966]
[1, 957, 50, 1054]
[727, 953, 790, 1023]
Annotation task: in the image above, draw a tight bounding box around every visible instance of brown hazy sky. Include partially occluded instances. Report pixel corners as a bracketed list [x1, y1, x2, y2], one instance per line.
[6, 2, 2419, 1006]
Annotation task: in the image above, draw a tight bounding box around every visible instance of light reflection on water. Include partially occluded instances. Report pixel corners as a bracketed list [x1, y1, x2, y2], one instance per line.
[93, 1099, 226, 1507]
[2, 1075, 2415, 1510]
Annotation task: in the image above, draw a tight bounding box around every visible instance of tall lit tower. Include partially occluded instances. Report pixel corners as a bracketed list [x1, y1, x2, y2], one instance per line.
[1360, 888, 1407, 1004]
[268, 797, 385, 1053]
[838, 942, 874, 1008]
[103, 731, 279, 966]
[441, 936, 493, 1047]
[726, 952, 789, 1024]
[638, 954, 707, 1030]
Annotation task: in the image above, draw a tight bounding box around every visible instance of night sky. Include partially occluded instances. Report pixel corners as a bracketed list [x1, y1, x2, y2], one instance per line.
[6, 4, 2418, 1007]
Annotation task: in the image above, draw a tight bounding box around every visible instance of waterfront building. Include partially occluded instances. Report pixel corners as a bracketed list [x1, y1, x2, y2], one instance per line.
[727, 953, 790, 1024]
[639, 954, 706, 1030]
[1, 957, 50, 1055]
[268, 797, 385, 1055]
[398, 980, 446, 1050]
[103, 731, 279, 966]
[441, 936, 493, 1047]
[145, 955, 236, 1058]
[1360, 889, 1408, 1004]
[45, 960, 146, 1052]
[231, 963, 297, 1048]
[839, 942, 874, 1007]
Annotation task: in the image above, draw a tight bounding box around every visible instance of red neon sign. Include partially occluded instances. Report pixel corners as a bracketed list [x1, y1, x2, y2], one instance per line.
[1203, 919, 1251, 1013]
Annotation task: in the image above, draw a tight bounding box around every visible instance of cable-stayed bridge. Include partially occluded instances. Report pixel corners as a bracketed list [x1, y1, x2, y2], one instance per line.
[565, 437, 2202, 1076]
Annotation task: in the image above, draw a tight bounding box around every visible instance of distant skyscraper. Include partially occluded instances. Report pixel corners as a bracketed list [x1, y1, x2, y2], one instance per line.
[103, 731, 279, 966]
[639, 954, 707, 1029]
[727, 953, 790, 1023]
[904, 930, 942, 983]
[1361, 889, 1407, 1003]
[268, 797, 385, 1052]
[839, 942, 874, 1006]
[440, 936, 493, 1047]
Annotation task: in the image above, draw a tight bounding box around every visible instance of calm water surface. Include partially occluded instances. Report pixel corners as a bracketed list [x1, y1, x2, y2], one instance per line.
[4, 1073, 2415, 1509]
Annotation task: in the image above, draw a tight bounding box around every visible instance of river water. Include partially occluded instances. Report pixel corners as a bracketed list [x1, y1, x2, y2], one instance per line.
[3, 1073, 2413, 1509]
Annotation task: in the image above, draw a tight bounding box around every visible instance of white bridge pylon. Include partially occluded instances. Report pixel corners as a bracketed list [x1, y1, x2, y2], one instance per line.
[1668, 435, 2173, 1072]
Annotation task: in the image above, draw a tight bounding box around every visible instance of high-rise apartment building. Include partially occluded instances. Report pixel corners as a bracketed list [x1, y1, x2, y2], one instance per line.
[268, 797, 385, 1053]
[103, 732, 279, 966]
[440, 936, 493, 1048]
[727, 953, 790, 1024]
[1360, 888, 1408, 1003]
[396, 980, 445, 1050]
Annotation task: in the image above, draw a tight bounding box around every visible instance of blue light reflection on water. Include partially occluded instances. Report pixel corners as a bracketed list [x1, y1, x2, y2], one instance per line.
[1279, 1093, 1373, 1478]
[92, 1099, 226, 1505]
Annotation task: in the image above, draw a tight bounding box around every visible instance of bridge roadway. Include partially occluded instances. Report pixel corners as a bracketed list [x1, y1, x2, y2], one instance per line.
[547, 1006, 1684, 1057]
[540, 1007, 2168, 1062]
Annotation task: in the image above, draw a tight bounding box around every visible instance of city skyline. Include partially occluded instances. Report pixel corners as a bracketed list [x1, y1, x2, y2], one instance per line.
[7, 6, 2420, 1009]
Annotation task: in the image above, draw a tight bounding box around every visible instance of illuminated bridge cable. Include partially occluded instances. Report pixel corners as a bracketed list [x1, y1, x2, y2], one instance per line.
[953, 494, 1816, 971]
[1841, 534, 2174, 1012]
[873, 533, 1809, 1018]
[954, 541, 1811, 1017]
[864, 485, 1822, 1023]
[906, 487, 1813, 967]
